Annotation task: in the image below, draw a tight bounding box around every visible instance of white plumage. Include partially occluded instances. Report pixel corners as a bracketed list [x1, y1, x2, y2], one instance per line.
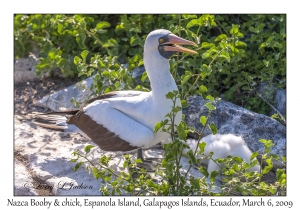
[34, 29, 198, 155]
[183, 134, 260, 175]
[77, 29, 195, 149]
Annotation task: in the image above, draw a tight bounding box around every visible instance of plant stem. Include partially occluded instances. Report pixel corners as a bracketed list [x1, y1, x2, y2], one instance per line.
[85, 30, 113, 55]
[184, 49, 225, 99]
[257, 93, 286, 125]
[171, 96, 181, 191]
[183, 111, 211, 179]
[174, 15, 182, 81]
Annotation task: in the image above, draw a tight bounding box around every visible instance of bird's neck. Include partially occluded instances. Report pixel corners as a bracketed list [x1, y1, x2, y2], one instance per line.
[144, 53, 178, 101]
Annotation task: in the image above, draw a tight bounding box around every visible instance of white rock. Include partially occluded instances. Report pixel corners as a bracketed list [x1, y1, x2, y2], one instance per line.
[14, 159, 38, 196]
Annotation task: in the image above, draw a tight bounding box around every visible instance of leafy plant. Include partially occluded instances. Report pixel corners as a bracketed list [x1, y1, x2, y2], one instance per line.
[219, 139, 286, 196]
[71, 91, 286, 196]
[15, 14, 286, 115]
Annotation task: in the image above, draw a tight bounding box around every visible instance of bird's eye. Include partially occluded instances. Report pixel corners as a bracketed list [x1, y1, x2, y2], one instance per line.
[159, 38, 164, 43]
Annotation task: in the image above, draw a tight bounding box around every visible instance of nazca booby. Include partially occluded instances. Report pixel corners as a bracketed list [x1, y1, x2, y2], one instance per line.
[34, 29, 198, 159]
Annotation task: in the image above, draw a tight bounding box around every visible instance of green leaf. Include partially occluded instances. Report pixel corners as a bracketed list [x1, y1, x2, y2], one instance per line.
[199, 166, 209, 177]
[215, 34, 228, 42]
[210, 170, 219, 183]
[187, 150, 197, 164]
[91, 167, 101, 179]
[138, 59, 144, 66]
[219, 51, 230, 63]
[206, 95, 214, 101]
[237, 32, 244, 38]
[70, 158, 77, 162]
[200, 64, 212, 78]
[172, 106, 182, 113]
[141, 71, 149, 82]
[259, 42, 266, 49]
[198, 142, 206, 153]
[48, 48, 56, 60]
[181, 100, 188, 108]
[182, 14, 198, 19]
[259, 139, 274, 151]
[104, 87, 111, 93]
[130, 36, 141, 46]
[111, 181, 118, 187]
[57, 23, 64, 34]
[266, 36, 274, 45]
[205, 102, 216, 111]
[274, 42, 283, 49]
[201, 42, 215, 49]
[76, 32, 87, 49]
[74, 162, 84, 172]
[230, 24, 239, 35]
[232, 156, 243, 163]
[84, 145, 95, 153]
[103, 40, 115, 48]
[81, 50, 89, 60]
[147, 180, 159, 189]
[165, 91, 176, 99]
[199, 85, 208, 93]
[135, 159, 143, 164]
[269, 186, 277, 195]
[190, 177, 200, 189]
[202, 52, 210, 59]
[235, 41, 247, 48]
[104, 176, 111, 182]
[209, 123, 218, 134]
[74, 56, 82, 65]
[262, 158, 273, 174]
[96, 21, 110, 30]
[280, 28, 285, 35]
[186, 18, 202, 28]
[200, 116, 207, 126]
[177, 122, 187, 140]
[42, 41, 52, 55]
[181, 74, 192, 85]
[250, 151, 259, 161]
[123, 160, 128, 168]
[154, 122, 163, 133]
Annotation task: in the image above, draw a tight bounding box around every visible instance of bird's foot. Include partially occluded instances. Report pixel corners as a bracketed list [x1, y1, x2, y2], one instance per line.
[129, 157, 163, 181]
[136, 157, 162, 172]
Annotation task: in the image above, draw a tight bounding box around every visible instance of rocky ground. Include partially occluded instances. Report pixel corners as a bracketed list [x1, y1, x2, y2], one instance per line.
[14, 77, 82, 195]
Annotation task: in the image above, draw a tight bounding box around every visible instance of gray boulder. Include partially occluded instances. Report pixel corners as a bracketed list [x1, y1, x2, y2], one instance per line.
[34, 76, 95, 111]
[34, 66, 146, 112]
[272, 89, 286, 116]
[14, 56, 38, 83]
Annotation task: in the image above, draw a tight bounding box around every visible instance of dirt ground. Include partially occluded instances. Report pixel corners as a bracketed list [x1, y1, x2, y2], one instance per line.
[14, 76, 82, 115]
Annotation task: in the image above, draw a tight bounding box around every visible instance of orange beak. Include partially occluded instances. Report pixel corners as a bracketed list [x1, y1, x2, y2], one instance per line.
[163, 34, 198, 54]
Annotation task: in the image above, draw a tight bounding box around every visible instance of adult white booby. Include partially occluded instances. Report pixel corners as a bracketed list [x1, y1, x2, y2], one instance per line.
[34, 29, 198, 160]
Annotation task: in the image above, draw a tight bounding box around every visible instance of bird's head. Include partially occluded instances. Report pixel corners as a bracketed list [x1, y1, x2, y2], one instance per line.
[144, 29, 198, 59]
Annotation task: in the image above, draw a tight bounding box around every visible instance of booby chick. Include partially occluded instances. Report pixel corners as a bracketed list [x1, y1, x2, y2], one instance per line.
[33, 29, 198, 161]
[183, 134, 261, 175]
